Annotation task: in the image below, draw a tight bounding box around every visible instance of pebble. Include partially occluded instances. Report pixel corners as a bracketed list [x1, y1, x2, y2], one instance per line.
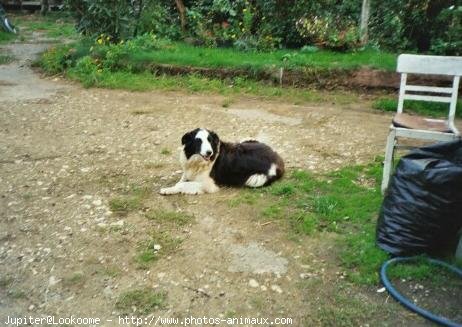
[249, 279, 259, 288]
[48, 276, 60, 287]
[271, 285, 283, 294]
[110, 220, 124, 227]
[153, 244, 162, 251]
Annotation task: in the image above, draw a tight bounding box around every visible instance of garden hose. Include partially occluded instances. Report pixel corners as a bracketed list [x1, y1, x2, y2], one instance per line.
[380, 256, 462, 327]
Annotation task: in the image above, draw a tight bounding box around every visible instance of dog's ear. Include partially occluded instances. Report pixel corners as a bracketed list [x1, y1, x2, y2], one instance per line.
[181, 130, 195, 145]
[209, 130, 220, 147]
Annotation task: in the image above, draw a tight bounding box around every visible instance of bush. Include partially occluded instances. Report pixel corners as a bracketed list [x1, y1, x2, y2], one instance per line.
[369, 0, 461, 55]
[68, 56, 100, 87]
[296, 15, 360, 51]
[430, 5, 462, 55]
[65, 0, 139, 41]
[39, 45, 73, 74]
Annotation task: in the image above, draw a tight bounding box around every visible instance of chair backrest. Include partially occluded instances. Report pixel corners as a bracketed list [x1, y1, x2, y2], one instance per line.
[396, 54, 462, 124]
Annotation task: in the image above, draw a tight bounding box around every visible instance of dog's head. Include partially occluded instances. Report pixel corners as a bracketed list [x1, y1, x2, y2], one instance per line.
[181, 128, 220, 161]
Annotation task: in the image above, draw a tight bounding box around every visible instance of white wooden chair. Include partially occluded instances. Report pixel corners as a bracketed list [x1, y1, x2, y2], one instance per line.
[381, 54, 462, 193]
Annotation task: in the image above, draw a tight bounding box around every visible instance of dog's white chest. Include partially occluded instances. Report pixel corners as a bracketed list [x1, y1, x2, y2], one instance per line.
[181, 153, 213, 181]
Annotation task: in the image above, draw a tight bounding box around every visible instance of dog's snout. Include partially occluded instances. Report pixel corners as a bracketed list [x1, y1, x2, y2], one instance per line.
[206, 150, 212, 156]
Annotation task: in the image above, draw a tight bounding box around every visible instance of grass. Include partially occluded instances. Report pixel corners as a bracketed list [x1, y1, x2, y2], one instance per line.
[160, 148, 171, 155]
[228, 160, 387, 284]
[135, 231, 182, 269]
[145, 209, 194, 226]
[128, 42, 396, 72]
[308, 283, 392, 326]
[109, 185, 151, 215]
[0, 276, 13, 287]
[115, 289, 166, 315]
[12, 12, 77, 39]
[229, 160, 461, 285]
[0, 30, 16, 44]
[254, 162, 462, 285]
[373, 98, 462, 118]
[62, 271, 85, 287]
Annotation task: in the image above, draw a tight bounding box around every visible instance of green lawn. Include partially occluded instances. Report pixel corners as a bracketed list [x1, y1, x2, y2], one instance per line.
[373, 98, 462, 118]
[126, 41, 396, 72]
[0, 30, 16, 44]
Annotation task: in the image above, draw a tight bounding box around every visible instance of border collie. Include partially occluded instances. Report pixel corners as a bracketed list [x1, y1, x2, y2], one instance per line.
[160, 128, 284, 195]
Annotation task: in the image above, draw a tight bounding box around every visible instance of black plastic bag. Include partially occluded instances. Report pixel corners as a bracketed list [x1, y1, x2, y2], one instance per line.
[377, 140, 462, 256]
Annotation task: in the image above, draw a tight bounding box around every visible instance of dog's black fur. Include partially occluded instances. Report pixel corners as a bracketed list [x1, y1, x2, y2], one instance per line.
[181, 128, 284, 187]
[211, 140, 284, 186]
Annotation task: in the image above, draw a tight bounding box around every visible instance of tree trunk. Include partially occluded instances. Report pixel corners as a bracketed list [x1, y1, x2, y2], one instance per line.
[40, 0, 49, 16]
[360, 0, 370, 44]
[174, 0, 186, 32]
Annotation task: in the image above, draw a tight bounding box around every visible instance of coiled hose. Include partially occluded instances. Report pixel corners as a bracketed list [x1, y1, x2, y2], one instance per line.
[380, 257, 462, 327]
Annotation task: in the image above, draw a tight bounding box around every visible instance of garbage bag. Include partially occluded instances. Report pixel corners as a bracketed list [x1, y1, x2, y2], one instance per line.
[377, 140, 462, 256]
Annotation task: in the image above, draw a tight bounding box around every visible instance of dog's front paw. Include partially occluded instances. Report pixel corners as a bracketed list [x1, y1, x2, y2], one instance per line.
[182, 189, 204, 195]
[159, 187, 177, 195]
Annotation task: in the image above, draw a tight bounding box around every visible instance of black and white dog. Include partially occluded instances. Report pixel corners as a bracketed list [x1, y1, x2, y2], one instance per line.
[160, 128, 284, 195]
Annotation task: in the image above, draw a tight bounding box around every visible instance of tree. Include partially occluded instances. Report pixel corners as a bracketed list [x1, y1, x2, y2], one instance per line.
[174, 0, 186, 32]
[360, 0, 370, 44]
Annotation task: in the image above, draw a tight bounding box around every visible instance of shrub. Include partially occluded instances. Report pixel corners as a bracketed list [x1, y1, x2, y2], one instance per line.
[65, 0, 137, 41]
[39, 45, 73, 74]
[296, 15, 360, 51]
[430, 5, 462, 55]
[68, 56, 100, 87]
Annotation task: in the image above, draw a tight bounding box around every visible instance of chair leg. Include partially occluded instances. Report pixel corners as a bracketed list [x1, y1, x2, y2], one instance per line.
[381, 129, 396, 194]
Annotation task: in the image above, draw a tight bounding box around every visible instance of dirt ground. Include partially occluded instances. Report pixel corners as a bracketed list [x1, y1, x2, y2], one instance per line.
[1, 34, 460, 327]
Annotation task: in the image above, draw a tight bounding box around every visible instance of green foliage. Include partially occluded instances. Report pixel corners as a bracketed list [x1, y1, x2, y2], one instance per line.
[138, 0, 181, 40]
[369, 1, 461, 55]
[65, 0, 137, 41]
[431, 5, 462, 55]
[62, 0, 459, 54]
[296, 15, 360, 51]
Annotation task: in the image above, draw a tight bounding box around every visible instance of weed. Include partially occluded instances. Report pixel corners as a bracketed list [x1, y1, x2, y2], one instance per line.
[145, 209, 194, 226]
[160, 148, 171, 155]
[0, 31, 16, 44]
[135, 231, 182, 269]
[109, 185, 151, 215]
[0, 55, 14, 65]
[228, 191, 259, 207]
[98, 265, 121, 278]
[115, 289, 166, 314]
[62, 271, 85, 287]
[8, 289, 26, 299]
[221, 97, 234, 108]
[0, 276, 13, 287]
[144, 162, 164, 169]
[109, 196, 142, 214]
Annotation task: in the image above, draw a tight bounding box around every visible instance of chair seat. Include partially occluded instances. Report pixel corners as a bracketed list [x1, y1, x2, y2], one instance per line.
[392, 113, 452, 133]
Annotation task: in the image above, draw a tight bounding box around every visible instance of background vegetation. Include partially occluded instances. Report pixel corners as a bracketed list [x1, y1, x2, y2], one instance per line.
[63, 0, 461, 55]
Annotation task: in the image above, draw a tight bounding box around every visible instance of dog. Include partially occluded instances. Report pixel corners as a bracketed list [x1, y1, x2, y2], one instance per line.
[160, 128, 284, 195]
